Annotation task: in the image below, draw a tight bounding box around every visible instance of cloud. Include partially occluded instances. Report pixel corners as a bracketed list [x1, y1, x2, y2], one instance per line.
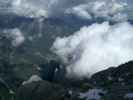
[51, 22, 133, 78]
[3, 28, 25, 47]
[10, 0, 49, 18]
[0, 0, 132, 21]
[66, 0, 129, 21]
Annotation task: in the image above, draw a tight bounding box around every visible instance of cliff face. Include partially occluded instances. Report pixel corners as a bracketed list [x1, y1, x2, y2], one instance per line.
[15, 61, 133, 100]
[16, 80, 80, 100]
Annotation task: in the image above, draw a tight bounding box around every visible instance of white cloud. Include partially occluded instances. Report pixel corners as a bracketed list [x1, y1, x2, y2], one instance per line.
[52, 22, 133, 78]
[0, 0, 132, 20]
[11, 0, 48, 18]
[66, 0, 129, 21]
[4, 28, 25, 47]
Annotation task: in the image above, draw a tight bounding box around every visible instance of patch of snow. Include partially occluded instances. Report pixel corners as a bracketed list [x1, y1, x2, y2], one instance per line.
[22, 75, 42, 85]
[55, 68, 59, 73]
[79, 89, 105, 100]
[68, 90, 73, 95]
[9, 90, 15, 94]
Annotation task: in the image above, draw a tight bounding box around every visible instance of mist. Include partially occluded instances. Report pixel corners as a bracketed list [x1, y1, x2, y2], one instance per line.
[52, 22, 133, 78]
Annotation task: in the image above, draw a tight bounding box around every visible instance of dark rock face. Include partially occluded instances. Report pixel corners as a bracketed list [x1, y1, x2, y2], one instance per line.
[89, 61, 133, 100]
[39, 60, 68, 85]
[90, 61, 133, 87]
[39, 60, 60, 82]
[0, 78, 9, 90]
[15, 80, 79, 100]
[15, 61, 133, 100]
[0, 78, 12, 100]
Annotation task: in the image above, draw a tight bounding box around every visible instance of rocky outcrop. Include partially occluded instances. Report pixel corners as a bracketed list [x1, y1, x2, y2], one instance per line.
[15, 61, 133, 100]
[90, 61, 133, 87]
[15, 80, 80, 100]
[0, 78, 14, 100]
[89, 61, 133, 100]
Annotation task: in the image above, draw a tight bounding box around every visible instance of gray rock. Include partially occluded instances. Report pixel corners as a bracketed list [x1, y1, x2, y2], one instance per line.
[15, 80, 80, 100]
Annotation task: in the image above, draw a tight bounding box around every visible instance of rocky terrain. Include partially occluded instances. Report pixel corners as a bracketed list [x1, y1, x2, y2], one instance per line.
[14, 60, 133, 100]
[0, 13, 133, 100]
